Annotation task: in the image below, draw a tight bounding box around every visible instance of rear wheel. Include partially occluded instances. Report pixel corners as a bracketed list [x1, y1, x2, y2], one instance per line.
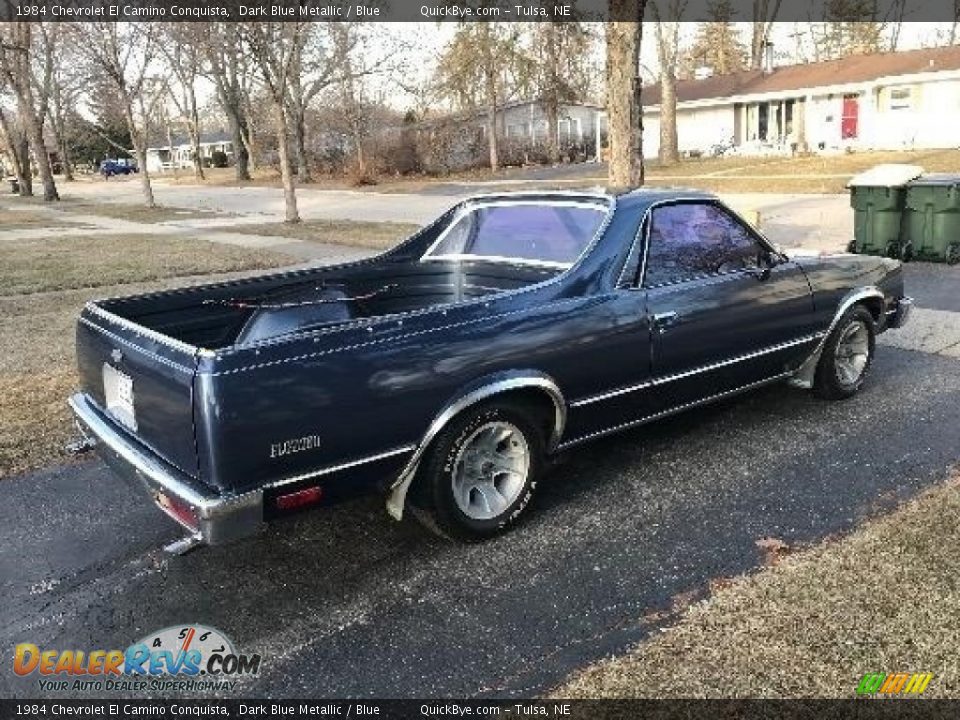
[813, 306, 876, 400]
[411, 400, 545, 542]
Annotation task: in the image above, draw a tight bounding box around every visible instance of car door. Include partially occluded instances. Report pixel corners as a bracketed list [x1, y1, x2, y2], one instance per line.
[641, 200, 819, 415]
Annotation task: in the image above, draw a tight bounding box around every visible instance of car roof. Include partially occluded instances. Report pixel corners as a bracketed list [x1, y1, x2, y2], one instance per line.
[464, 187, 717, 205]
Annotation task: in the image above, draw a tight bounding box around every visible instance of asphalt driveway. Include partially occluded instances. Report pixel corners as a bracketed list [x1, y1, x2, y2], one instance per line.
[1, 265, 959, 699]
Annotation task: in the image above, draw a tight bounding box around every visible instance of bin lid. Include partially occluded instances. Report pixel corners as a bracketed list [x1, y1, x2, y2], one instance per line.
[907, 173, 960, 187]
[847, 164, 924, 188]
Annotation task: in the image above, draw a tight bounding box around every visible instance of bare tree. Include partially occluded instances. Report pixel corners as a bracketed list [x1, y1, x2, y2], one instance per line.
[606, 0, 646, 189]
[204, 22, 253, 182]
[37, 24, 81, 181]
[652, 0, 687, 166]
[0, 22, 58, 200]
[434, 23, 526, 172]
[0, 102, 31, 195]
[287, 24, 402, 183]
[244, 22, 308, 223]
[950, 0, 960, 44]
[750, 0, 783, 69]
[160, 24, 205, 180]
[530, 16, 594, 164]
[71, 23, 162, 207]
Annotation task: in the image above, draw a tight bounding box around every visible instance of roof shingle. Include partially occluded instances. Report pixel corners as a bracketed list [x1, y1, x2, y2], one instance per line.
[643, 44, 960, 107]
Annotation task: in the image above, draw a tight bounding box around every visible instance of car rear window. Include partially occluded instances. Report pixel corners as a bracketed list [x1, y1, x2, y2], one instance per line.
[424, 202, 607, 267]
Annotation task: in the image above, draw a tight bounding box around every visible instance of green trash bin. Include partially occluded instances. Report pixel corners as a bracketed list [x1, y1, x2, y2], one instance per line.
[846, 164, 923, 258]
[849, 185, 909, 258]
[903, 174, 960, 264]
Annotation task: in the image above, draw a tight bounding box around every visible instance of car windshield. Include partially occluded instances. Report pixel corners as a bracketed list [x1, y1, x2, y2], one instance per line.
[424, 202, 607, 267]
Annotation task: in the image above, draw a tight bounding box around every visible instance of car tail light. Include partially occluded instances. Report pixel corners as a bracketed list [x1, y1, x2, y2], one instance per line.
[275, 486, 324, 511]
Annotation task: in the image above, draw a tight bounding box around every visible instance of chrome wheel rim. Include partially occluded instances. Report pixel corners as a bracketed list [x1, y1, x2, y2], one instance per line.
[834, 319, 870, 386]
[452, 421, 530, 521]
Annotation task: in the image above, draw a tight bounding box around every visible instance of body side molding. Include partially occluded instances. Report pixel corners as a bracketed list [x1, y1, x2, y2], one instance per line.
[385, 373, 566, 521]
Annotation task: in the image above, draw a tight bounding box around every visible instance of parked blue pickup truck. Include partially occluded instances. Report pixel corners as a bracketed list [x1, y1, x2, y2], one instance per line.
[68, 189, 912, 551]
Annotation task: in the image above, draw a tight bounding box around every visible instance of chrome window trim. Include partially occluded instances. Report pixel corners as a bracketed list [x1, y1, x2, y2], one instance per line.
[619, 197, 781, 290]
[421, 199, 610, 269]
[569, 332, 824, 408]
[221, 194, 618, 355]
[560, 371, 794, 449]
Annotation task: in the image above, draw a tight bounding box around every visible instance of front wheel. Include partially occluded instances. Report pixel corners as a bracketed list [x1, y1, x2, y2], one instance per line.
[813, 306, 876, 400]
[411, 401, 545, 542]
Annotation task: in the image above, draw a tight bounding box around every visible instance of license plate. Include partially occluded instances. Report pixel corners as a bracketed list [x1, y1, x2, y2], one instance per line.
[103, 362, 137, 431]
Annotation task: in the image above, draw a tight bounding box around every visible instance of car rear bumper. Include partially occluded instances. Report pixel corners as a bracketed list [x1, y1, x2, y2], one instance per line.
[886, 296, 914, 329]
[68, 393, 262, 546]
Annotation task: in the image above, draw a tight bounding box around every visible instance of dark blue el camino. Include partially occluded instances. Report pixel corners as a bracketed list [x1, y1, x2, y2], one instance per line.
[68, 189, 913, 551]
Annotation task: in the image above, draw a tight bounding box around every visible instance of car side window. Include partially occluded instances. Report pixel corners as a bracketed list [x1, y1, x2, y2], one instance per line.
[643, 203, 767, 287]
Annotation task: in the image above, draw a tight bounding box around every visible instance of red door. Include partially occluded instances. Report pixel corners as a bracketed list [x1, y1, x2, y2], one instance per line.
[841, 94, 859, 139]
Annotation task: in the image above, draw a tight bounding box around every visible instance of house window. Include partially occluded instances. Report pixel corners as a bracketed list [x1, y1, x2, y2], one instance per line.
[889, 87, 913, 111]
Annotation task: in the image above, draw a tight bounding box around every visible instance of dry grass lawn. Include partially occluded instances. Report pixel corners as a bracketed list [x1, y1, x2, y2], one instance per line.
[2, 195, 221, 223]
[223, 219, 421, 250]
[0, 233, 289, 296]
[556, 473, 960, 699]
[54, 199, 222, 223]
[0, 205, 85, 231]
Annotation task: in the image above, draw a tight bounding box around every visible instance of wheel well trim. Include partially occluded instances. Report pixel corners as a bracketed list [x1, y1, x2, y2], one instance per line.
[385, 374, 566, 521]
[789, 286, 884, 389]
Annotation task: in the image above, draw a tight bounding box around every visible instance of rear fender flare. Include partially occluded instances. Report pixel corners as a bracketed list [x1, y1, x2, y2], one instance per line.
[385, 371, 566, 520]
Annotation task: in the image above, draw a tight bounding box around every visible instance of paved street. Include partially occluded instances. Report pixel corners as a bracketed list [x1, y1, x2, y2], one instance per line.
[58, 176, 852, 254]
[0, 238, 956, 698]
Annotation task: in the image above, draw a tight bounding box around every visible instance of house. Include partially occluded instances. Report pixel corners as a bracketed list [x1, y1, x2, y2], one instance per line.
[145, 131, 234, 173]
[407, 99, 606, 172]
[641, 44, 960, 158]
[489, 99, 605, 157]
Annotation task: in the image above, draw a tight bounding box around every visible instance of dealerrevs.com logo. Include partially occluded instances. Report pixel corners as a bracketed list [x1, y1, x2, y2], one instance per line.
[14, 624, 261, 693]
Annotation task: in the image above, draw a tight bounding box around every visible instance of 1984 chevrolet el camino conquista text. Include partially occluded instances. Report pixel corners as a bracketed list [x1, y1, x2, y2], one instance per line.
[67, 189, 912, 552]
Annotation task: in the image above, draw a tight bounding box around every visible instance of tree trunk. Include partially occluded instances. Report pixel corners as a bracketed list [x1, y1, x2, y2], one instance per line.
[294, 107, 311, 183]
[17, 133, 32, 196]
[483, 62, 500, 172]
[274, 100, 300, 224]
[545, 24, 561, 165]
[189, 127, 204, 180]
[243, 125, 257, 173]
[229, 115, 250, 182]
[658, 70, 680, 165]
[545, 99, 560, 165]
[0, 107, 31, 194]
[58, 133, 74, 181]
[124, 104, 155, 207]
[605, 7, 644, 189]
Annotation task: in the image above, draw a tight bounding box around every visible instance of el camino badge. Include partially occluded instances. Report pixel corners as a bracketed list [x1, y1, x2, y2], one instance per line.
[270, 435, 322, 459]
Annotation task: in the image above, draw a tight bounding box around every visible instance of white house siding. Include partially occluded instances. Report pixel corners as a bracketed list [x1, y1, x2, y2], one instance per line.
[871, 78, 960, 149]
[803, 94, 845, 151]
[642, 105, 734, 158]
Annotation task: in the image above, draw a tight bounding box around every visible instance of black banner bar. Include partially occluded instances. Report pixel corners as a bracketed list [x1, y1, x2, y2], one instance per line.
[2, 0, 960, 22]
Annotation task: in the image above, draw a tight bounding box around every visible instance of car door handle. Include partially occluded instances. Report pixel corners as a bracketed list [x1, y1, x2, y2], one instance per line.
[651, 311, 681, 331]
